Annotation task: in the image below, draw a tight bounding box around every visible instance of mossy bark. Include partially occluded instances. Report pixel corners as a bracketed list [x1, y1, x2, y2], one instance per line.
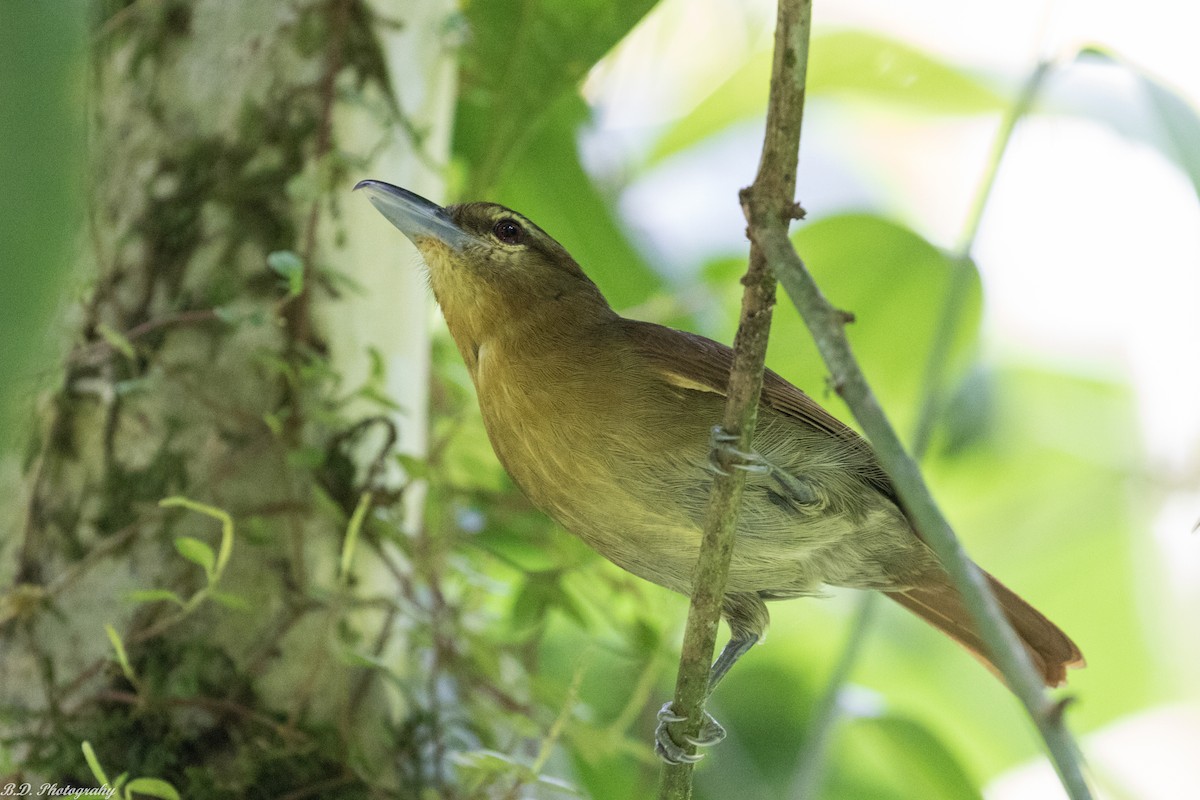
[1, 1, 458, 795]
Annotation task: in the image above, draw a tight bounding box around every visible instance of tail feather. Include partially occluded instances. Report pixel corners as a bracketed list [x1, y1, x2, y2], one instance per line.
[885, 571, 1084, 687]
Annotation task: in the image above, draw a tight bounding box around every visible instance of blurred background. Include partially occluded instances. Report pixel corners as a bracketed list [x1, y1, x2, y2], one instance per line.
[2, 0, 1197, 798]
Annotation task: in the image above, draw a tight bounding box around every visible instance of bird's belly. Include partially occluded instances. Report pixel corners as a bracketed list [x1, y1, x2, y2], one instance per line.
[480, 406, 886, 597]
[474, 359, 926, 599]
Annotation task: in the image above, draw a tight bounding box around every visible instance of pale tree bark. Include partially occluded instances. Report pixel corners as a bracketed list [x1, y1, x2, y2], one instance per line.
[1, 0, 458, 793]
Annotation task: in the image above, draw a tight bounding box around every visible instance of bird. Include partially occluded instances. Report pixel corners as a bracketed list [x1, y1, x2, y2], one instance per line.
[354, 179, 1084, 763]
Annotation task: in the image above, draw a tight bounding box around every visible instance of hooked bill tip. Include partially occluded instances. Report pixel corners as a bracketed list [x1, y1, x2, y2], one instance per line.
[353, 179, 472, 250]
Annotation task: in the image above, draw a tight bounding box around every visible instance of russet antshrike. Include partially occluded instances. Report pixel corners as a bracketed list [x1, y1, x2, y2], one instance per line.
[356, 180, 1083, 763]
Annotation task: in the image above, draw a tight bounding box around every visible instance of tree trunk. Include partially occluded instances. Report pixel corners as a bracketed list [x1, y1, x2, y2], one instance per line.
[1, 0, 458, 794]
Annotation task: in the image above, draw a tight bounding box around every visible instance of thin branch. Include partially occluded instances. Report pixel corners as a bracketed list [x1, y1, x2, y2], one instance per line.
[657, 1, 812, 798]
[789, 58, 1059, 791]
[762, 221, 1093, 800]
[789, 592, 877, 799]
[911, 60, 1053, 455]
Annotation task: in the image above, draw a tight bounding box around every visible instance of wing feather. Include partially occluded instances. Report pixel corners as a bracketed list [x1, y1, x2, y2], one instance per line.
[619, 319, 896, 503]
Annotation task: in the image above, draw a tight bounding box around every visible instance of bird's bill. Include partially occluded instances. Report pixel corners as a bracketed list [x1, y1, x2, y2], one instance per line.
[354, 179, 473, 250]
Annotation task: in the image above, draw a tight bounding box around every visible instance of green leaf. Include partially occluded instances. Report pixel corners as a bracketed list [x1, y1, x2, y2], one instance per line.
[847, 714, 983, 799]
[104, 623, 137, 685]
[127, 589, 187, 607]
[651, 29, 1006, 164]
[123, 777, 182, 800]
[475, 517, 566, 573]
[512, 571, 592, 634]
[267, 250, 304, 297]
[96, 322, 137, 360]
[339, 491, 372, 581]
[933, 367, 1153, 731]
[174, 536, 216, 578]
[1139, 75, 1200, 201]
[208, 590, 250, 611]
[455, 0, 657, 196]
[485, 95, 664, 309]
[511, 574, 557, 632]
[159, 496, 235, 578]
[810, 30, 1006, 111]
[765, 214, 982, 439]
[394, 452, 430, 481]
[0, 4, 86, 442]
[1073, 49, 1200, 203]
[81, 740, 109, 786]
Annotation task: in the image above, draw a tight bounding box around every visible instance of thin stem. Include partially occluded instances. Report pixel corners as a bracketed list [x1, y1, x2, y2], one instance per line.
[955, 61, 1053, 258]
[789, 592, 877, 799]
[657, 2, 812, 798]
[911, 60, 1053, 455]
[763, 228, 1092, 799]
[790, 60, 1067, 796]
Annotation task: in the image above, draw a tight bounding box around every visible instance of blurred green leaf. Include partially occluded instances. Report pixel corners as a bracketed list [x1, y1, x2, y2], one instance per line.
[488, 96, 663, 308]
[455, 0, 657, 196]
[761, 214, 982, 439]
[174, 536, 216, 578]
[843, 714, 983, 800]
[651, 29, 1007, 164]
[104, 624, 137, 685]
[945, 367, 1152, 725]
[511, 571, 587, 632]
[208, 590, 250, 611]
[1138, 74, 1200, 201]
[96, 322, 137, 361]
[127, 589, 187, 607]
[855, 365, 1147, 779]
[80, 741, 110, 787]
[810, 30, 1005, 111]
[123, 777, 181, 800]
[0, 3, 87, 443]
[267, 249, 304, 297]
[1073, 48, 1200, 203]
[476, 520, 563, 572]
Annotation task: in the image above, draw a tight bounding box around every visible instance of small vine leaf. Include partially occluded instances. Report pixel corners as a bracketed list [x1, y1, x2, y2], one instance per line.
[174, 536, 215, 578]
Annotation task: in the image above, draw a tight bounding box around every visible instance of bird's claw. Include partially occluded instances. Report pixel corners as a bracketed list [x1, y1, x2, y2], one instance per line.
[708, 426, 770, 476]
[654, 702, 727, 765]
[657, 705, 687, 724]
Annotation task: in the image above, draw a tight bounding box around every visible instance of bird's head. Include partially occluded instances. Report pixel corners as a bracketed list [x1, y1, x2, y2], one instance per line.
[355, 180, 611, 349]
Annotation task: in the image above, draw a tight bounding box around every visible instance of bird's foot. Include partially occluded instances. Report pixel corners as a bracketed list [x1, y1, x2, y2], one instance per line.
[654, 702, 727, 764]
[709, 426, 770, 476]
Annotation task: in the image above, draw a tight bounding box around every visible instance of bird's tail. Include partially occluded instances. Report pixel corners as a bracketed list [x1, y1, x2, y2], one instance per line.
[885, 570, 1084, 687]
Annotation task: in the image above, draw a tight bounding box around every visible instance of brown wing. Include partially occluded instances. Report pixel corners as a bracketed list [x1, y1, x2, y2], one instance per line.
[621, 318, 1084, 686]
[619, 318, 897, 503]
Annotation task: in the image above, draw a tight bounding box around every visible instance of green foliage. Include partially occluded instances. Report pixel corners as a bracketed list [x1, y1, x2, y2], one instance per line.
[482, 95, 665, 309]
[702, 214, 981, 439]
[4, 1, 1193, 798]
[266, 250, 306, 298]
[1073, 48, 1200, 202]
[453, 0, 664, 307]
[0, 2, 87, 443]
[651, 29, 1007, 164]
[76, 741, 183, 800]
[455, 0, 658, 195]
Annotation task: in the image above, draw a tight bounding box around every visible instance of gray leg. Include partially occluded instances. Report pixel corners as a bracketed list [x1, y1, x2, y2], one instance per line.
[709, 632, 758, 694]
[654, 633, 759, 764]
[655, 593, 768, 764]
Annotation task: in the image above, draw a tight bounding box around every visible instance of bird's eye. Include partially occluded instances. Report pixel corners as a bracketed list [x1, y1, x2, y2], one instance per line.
[492, 218, 524, 245]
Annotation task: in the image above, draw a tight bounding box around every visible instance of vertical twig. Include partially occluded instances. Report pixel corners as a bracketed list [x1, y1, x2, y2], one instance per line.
[657, 2, 812, 798]
[788, 592, 876, 799]
[762, 171, 1094, 800]
[789, 59, 1058, 794]
[911, 60, 1053, 455]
